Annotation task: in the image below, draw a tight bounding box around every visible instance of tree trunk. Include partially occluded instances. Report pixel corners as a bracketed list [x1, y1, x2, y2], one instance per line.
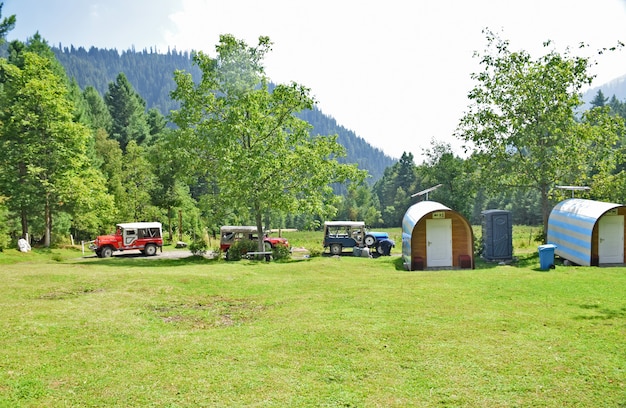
[178, 209, 183, 241]
[20, 206, 29, 240]
[19, 162, 29, 240]
[254, 202, 265, 253]
[168, 206, 173, 242]
[540, 184, 550, 244]
[44, 194, 51, 248]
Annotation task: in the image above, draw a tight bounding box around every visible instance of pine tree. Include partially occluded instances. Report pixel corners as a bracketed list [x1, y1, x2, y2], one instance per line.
[105, 73, 150, 151]
[590, 89, 608, 108]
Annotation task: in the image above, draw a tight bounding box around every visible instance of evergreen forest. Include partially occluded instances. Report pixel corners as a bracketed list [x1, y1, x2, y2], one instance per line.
[2, 6, 626, 251]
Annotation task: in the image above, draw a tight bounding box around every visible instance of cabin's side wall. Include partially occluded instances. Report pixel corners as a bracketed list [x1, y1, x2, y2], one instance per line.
[548, 207, 595, 266]
[591, 223, 598, 266]
[402, 212, 418, 270]
[411, 220, 432, 270]
[451, 214, 474, 268]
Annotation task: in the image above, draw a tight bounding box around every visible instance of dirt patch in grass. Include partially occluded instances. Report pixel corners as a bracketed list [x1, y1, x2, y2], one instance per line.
[39, 287, 105, 300]
[151, 296, 268, 328]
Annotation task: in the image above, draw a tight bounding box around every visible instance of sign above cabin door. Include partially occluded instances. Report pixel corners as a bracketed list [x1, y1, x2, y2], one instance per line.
[598, 215, 624, 264]
[426, 218, 452, 267]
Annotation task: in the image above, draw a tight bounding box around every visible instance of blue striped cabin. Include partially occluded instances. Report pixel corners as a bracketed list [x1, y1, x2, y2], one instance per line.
[547, 198, 626, 266]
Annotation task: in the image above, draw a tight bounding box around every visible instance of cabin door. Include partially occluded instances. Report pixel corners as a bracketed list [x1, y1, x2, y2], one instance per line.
[598, 215, 624, 264]
[426, 219, 452, 267]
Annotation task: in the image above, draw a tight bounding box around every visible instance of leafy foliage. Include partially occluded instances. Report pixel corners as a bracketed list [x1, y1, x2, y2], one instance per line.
[0, 44, 102, 245]
[456, 29, 625, 236]
[226, 239, 257, 261]
[271, 244, 291, 261]
[188, 238, 208, 256]
[170, 35, 366, 250]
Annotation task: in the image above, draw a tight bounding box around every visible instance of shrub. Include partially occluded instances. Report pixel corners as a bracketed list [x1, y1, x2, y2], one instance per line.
[188, 239, 208, 256]
[212, 246, 223, 261]
[0, 233, 10, 252]
[308, 247, 323, 258]
[272, 245, 291, 261]
[226, 240, 257, 261]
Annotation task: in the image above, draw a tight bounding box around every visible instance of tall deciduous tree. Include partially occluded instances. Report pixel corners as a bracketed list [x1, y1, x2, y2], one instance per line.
[171, 34, 364, 251]
[148, 129, 198, 241]
[0, 51, 94, 245]
[0, 3, 14, 247]
[119, 141, 159, 221]
[456, 29, 624, 238]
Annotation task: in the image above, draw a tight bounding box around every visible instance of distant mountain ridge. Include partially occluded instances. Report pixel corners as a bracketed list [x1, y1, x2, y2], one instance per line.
[51, 46, 396, 183]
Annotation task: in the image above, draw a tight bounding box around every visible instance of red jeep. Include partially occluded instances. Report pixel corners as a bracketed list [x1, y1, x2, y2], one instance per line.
[90, 222, 163, 258]
[219, 225, 289, 253]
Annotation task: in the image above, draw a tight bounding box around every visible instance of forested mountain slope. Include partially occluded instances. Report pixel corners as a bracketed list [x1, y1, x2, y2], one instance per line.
[52, 46, 396, 182]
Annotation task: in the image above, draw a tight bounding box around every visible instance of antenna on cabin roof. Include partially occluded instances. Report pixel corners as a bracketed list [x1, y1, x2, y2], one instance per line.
[556, 185, 591, 198]
[411, 184, 443, 200]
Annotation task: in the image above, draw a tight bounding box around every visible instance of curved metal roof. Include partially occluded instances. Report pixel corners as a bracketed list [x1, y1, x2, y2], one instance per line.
[403, 201, 451, 230]
[551, 198, 622, 221]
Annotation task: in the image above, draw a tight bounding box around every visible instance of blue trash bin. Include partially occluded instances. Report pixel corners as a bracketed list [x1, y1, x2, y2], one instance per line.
[538, 244, 557, 270]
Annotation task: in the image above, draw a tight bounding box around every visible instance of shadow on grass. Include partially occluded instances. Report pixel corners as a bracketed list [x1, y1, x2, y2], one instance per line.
[75, 251, 316, 268]
[390, 252, 541, 271]
[389, 256, 405, 271]
[574, 304, 626, 320]
[76, 253, 217, 268]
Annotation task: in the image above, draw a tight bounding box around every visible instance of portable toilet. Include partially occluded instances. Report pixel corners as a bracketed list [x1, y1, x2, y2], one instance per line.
[481, 209, 513, 261]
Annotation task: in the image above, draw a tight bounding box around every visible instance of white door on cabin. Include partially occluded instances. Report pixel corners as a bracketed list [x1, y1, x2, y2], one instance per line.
[426, 219, 453, 267]
[598, 215, 624, 264]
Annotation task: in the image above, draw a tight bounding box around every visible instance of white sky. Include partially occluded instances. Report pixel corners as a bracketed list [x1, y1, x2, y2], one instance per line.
[4, 0, 626, 162]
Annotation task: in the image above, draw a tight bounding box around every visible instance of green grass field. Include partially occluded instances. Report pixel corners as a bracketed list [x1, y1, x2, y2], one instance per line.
[1, 228, 625, 407]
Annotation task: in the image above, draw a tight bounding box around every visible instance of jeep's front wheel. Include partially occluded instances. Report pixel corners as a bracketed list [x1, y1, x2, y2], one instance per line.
[330, 243, 342, 255]
[264, 242, 272, 252]
[144, 243, 157, 256]
[101, 246, 113, 258]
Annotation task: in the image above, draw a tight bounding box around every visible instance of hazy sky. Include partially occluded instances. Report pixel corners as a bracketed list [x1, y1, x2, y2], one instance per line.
[4, 0, 626, 162]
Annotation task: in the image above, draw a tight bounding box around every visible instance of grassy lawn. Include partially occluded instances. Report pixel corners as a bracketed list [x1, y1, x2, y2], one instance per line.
[1, 228, 625, 407]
